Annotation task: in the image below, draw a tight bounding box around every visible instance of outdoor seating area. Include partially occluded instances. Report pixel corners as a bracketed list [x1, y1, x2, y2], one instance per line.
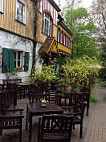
[0, 78, 94, 142]
[0, 0, 105, 141]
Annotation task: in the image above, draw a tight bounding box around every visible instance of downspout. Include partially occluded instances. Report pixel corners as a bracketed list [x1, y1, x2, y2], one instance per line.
[31, 0, 38, 76]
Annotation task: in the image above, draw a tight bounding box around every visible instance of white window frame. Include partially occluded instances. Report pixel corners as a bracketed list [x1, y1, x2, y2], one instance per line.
[0, 0, 3, 13]
[43, 12, 52, 37]
[14, 51, 23, 69]
[16, 0, 26, 24]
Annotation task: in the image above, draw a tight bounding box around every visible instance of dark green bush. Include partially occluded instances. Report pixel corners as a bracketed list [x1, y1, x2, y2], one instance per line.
[99, 68, 106, 81]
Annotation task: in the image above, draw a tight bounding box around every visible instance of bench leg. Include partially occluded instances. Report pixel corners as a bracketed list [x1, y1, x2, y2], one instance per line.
[0, 129, 2, 135]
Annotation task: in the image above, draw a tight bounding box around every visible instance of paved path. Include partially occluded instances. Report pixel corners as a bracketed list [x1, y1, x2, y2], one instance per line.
[84, 84, 106, 142]
[0, 83, 106, 142]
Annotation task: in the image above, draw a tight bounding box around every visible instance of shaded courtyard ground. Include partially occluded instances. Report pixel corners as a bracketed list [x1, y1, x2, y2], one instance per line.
[0, 83, 106, 142]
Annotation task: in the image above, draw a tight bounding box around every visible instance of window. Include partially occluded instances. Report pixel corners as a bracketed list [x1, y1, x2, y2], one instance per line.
[43, 12, 52, 37]
[58, 28, 60, 42]
[68, 38, 70, 47]
[66, 36, 68, 47]
[61, 31, 63, 44]
[16, 0, 25, 23]
[14, 51, 23, 68]
[0, 0, 3, 13]
[70, 41, 72, 49]
[64, 34, 66, 45]
[2, 48, 29, 73]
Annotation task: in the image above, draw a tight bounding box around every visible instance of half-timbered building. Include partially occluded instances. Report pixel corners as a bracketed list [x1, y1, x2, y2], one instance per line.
[0, 0, 73, 82]
[37, 0, 73, 65]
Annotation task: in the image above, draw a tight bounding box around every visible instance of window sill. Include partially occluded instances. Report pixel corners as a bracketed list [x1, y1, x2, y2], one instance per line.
[16, 70, 23, 72]
[15, 19, 26, 26]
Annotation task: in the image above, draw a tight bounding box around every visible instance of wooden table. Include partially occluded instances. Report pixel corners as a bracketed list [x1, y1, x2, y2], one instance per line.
[25, 102, 63, 142]
[57, 89, 90, 116]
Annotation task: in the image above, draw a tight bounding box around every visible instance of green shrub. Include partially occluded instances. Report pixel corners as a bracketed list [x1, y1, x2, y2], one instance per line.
[99, 68, 106, 81]
[60, 56, 100, 91]
[27, 65, 57, 84]
[90, 96, 97, 104]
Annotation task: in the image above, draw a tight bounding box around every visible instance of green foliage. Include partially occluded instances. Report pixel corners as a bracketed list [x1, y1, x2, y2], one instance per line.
[99, 44, 106, 66]
[90, 96, 97, 104]
[63, 7, 98, 58]
[99, 68, 106, 81]
[11, 69, 18, 76]
[60, 56, 100, 91]
[27, 65, 57, 83]
[98, 44, 106, 81]
[56, 56, 71, 75]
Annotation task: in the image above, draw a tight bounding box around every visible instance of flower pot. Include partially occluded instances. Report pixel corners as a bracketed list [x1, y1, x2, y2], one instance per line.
[41, 103, 47, 107]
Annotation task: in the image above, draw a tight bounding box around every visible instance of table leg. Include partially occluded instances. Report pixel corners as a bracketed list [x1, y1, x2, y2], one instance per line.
[29, 114, 32, 142]
[25, 104, 28, 130]
[24, 87, 25, 98]
[4, 92, 7, 108]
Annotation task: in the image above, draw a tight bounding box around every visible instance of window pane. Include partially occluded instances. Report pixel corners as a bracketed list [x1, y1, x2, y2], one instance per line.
[14, 51, 22, 68]
[14, 61, 16, 68]
[43, 12, 52, 37]
[17, 1, 25, 23]
[0, 0, 3, 12]
[61, 32, 63, 44]
[18, 61, 20, 66]
[49, 20, 52, 37]
[18, 52, 20, 60]
[64, 35, 66, 45]
[45, 20, 47, 34]
[58, 29, 60, 42]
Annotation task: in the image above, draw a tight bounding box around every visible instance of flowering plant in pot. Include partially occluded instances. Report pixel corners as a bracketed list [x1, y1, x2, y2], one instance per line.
[41, 99, 47, 107]
[16, 66, 22, 71]
[67, 86, 72, 92]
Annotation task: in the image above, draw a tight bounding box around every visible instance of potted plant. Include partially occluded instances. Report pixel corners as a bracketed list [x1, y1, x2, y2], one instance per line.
[41, 99, 47, 107]
[16, 66, 22, 71]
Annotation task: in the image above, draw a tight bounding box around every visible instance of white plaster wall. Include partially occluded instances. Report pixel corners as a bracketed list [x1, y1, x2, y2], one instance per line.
[0, 30, 33, 83]
[35, 42, 42, 71]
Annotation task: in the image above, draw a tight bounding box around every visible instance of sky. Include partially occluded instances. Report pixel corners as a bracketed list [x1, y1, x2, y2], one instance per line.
[80, 0, 94, 8]
[54, 0, 94, 10]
